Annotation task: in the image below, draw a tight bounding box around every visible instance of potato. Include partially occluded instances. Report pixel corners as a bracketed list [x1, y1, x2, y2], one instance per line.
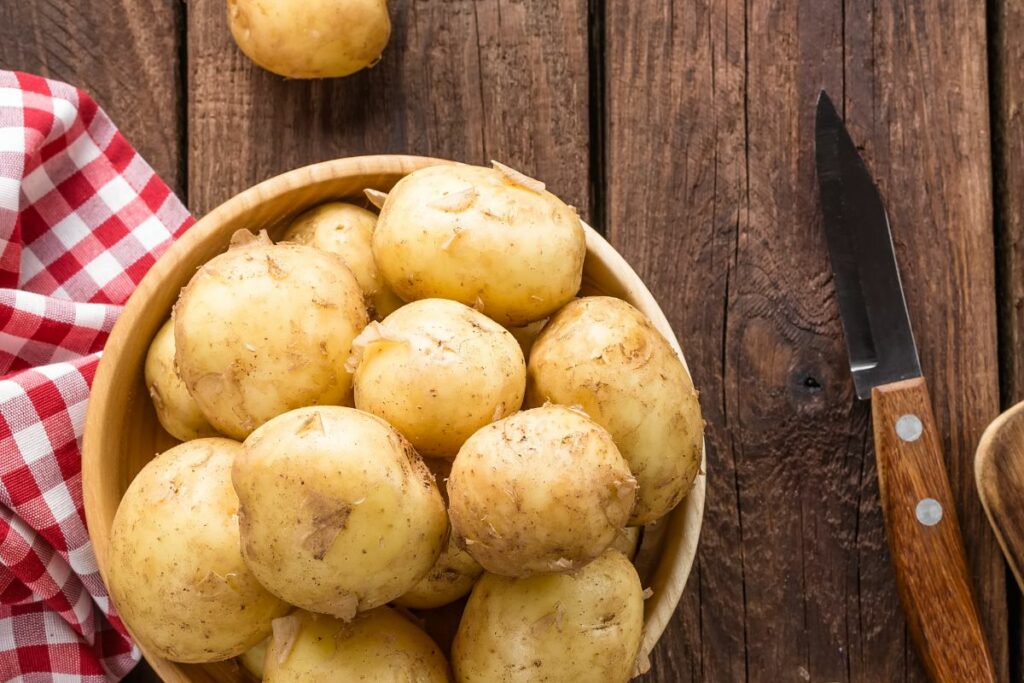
[233, 406, 448, 619]
[448, 405, 636, 577]
[526, 296, 703, 525]
[264, 607, 450, 682]
[392, 526, 481, 610]
[227, 0, 391, 79]
[452, 549, 644, 683]
[281, 202, 402, 320]
[144, 318, 218, 441]
[395, 458, 483, 608]
[351, 298, 525, 457]
[240, 638, 269, 679]
[508, 317, 547, 358]
[373, 163, 586, 326]
[107, 439, 288, 663]
[611, 526, 641, 559]
[175, 235, 368, 440]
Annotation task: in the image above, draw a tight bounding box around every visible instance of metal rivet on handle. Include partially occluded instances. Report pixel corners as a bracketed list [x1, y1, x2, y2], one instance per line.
[895, 414, 923, 442]
[916, 498, 943, 526]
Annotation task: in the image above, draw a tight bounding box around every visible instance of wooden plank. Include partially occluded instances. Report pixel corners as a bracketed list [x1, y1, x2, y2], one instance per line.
[186, 0, 590, 218]
[842, 2, 1005, 679]
[605, 1, 1005, 681]
[990, 0, 1024, 678]
[992, 0, 1024, 409]
[0, 0, 185, 196]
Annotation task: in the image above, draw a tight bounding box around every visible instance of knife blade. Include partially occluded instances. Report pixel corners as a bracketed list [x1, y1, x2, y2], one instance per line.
[814, 90, 996, 682]
[814, 91, 921, 399]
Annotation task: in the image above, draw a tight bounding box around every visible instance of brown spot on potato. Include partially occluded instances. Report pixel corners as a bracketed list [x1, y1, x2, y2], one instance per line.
[312, 296, 338, 309]
[264, 255, 288, 280]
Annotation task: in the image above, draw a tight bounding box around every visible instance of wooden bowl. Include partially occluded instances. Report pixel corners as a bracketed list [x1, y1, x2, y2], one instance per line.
[83, 155, 707, 682]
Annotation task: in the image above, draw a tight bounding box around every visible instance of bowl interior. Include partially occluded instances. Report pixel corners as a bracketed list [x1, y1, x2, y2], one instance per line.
[83, 155, 705, 682]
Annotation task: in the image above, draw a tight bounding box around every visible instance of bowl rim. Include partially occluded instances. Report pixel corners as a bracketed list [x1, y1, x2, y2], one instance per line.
[83, 154, 706, 679]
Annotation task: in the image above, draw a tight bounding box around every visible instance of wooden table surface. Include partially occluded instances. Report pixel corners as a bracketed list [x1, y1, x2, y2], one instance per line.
[4, 1, 1022, 681]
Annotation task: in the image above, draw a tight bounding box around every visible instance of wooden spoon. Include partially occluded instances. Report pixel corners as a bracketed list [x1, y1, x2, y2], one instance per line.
[976, 400, 1024, 589]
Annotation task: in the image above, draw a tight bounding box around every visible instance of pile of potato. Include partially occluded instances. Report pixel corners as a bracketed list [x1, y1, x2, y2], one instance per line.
[111, 162, 704, 682]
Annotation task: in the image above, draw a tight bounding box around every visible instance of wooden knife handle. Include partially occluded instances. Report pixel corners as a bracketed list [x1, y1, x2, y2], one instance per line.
[872, 377, 996, 682]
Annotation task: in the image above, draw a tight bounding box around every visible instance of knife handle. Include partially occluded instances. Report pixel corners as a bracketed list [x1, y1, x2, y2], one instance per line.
[872, 377, 996, 682]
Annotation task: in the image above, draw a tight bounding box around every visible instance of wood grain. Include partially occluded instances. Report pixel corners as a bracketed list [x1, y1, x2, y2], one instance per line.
[872, 377, 996, 682]
[991, 0, 1024, 408]
[604, 0, 1005, 680]
[844, 4, 1005, 680]
[5, 1, 1014, 681]
[186, 0, 590, 217]
[0, 0, 185, 195]
[991, 2, 1024, 676]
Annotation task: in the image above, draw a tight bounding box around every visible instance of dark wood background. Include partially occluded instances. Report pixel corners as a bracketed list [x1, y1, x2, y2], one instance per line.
[2, 0, 1020, 680]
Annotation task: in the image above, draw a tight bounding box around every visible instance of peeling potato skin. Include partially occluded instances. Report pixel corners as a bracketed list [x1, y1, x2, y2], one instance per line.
[610, 526, 641, 560]
[144, 318, 219, 442]
[281, 202, 403, 320]
[174, 241, 368, 440]
[372, 164, 586, 327]
[353, 298, 526, 458]
[233, 406, 448, 618]
[395, 458, 483, 609]
[264, 607, 451, 682]
[452, 549, 643, 683]
[526, 296, 704, 526]
[447, 406, 636, 577]
[227, 0, 391, 79]
[107, 439, 289, 663]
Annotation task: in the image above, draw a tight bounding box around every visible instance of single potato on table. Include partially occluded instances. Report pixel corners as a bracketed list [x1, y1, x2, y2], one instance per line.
[372, 162, 586, 326]
[264, 607, 450, 682]
[227, 0, 391, 79]
[144, 318, 218, 441]
[174, 233, 367, 439]
[351, 298, 525, 457]
[453, 549, 644, 683]
[107, 438, 289, 663]
[281, 202, 402, 319]
[395, 458, 483, 609]
[447, 405, 636, 577]
[233, 406, 448, 620]
[527, 296, 704, 525]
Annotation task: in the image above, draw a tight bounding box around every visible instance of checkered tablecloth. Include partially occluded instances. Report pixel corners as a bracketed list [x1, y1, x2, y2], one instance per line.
[1, 71, 193, 681]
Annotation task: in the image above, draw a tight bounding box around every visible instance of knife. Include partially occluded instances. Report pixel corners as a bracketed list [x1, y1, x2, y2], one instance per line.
[814, 90, 996, 682]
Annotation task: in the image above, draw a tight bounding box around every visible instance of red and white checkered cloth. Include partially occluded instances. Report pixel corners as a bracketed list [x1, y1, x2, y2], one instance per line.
[0, 71, 193, 681]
